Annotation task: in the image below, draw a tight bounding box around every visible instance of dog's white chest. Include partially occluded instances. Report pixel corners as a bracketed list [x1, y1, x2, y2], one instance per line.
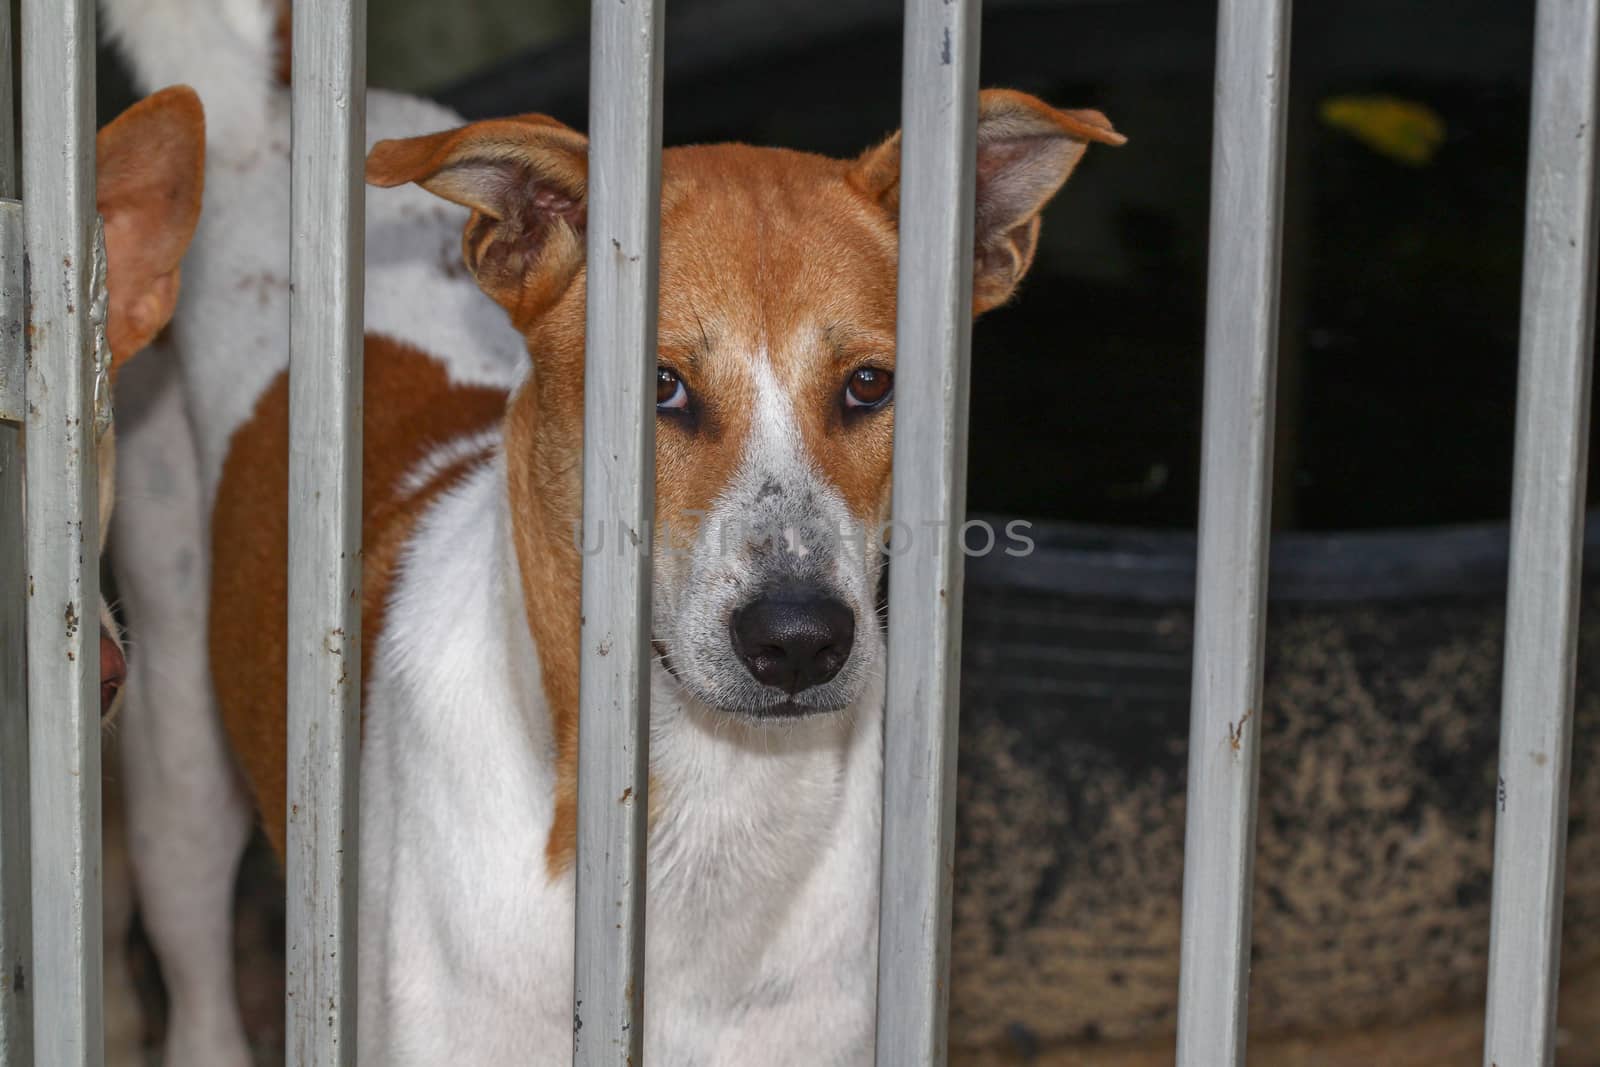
[354, 461, 883, 1065]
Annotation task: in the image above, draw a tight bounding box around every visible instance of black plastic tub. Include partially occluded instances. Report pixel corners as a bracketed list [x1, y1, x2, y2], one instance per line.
[948, 515, 1600, 1054]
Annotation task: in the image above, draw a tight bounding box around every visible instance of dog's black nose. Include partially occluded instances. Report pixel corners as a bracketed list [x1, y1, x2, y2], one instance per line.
[731, 584, 855, 694]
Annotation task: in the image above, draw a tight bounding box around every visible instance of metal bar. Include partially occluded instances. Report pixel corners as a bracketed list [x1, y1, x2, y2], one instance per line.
[286, 0, 367, 1060]
[0, 116, 28, 1067]
[1173, 0, 1291, 1062]
[873, 1, 981, 1064]
[1482, 0, 1600, 1061]
[0, 15, 13, 422]
[571, 0, 664, 1060]
[21, 0, 102, 1060]
[0, 8, 27, 1058]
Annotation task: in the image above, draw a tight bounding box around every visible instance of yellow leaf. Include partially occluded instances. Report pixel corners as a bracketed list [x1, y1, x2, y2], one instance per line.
[1320, 95, 1446, 167]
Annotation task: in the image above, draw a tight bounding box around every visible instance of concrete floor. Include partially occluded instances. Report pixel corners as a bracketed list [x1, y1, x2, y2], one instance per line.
[118, 820, 1600, 1067]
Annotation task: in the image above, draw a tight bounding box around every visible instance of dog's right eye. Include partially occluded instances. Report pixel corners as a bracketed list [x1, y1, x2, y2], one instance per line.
[844, 367, 893, 411]
[657, 367, 689, 411]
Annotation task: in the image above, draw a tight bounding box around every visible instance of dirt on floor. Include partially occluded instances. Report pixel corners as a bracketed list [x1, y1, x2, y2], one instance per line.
[125, 830, 1600, 1067]
[952, 964, 1600, 1066]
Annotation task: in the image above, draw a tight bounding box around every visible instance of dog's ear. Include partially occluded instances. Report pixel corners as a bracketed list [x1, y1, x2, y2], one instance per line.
[95, 85, 206, 373]
[850, 88, 1124, 315]
[367, 116, 589, 324]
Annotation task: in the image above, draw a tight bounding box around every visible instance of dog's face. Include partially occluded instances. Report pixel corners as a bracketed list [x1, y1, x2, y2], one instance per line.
[91, 86, 206, 718]
[638, 147, 904, 717]
[368, 92, 1121, 719]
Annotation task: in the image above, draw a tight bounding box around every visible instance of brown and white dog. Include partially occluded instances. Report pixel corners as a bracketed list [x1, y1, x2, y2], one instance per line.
[102, 1, 1120, 1062]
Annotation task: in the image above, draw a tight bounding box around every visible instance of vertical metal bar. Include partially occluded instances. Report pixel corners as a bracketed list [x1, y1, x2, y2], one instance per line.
[286, 0, 366, 1060]
[20, 0, 101, 1060]
[571, 0, 663, 1061]
[0, 199, 29, 1067]
[0, 0, 29, 1056]
[1482, 1, 1600, 1062]
[873, 1, 980, 1064]
[1173, 0, 1291, 1063]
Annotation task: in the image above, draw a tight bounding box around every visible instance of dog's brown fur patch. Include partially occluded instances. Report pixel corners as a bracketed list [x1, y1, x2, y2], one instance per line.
[209, 335, 506, 856]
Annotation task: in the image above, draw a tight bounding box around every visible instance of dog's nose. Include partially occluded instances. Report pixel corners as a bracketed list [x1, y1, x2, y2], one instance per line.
[730, 584, 855, 694]
[100, 626, 127, 720]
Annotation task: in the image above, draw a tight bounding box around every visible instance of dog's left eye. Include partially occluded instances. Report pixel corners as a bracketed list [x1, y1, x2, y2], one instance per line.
[844, 368, 893, 410]
[657, 367, 689, 411]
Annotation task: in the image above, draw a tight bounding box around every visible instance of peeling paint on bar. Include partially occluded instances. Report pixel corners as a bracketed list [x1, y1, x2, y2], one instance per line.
[1483, 0, 1600, 1062]
[571, 0, 663, 1062]
[874, 2, 981, 1065]
[21, 0, 104, 1062]
[1174, 0, 1292, 1064]
[285, 0, 367, 1061]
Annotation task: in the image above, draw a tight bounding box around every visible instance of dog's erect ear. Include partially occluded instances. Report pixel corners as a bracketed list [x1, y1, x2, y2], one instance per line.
[367, 116, 590, 323]
[850, 88, 1124, 315]
[95, 85, 206, 374]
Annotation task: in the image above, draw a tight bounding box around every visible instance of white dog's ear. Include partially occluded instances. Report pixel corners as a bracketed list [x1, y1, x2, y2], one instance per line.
[367, 115, 590, 326]
[850, 89, 1124, 315]
[96, 84, 206, 373]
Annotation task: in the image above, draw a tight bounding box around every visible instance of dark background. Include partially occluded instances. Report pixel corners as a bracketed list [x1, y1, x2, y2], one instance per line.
[94, 0, 1548, 534]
